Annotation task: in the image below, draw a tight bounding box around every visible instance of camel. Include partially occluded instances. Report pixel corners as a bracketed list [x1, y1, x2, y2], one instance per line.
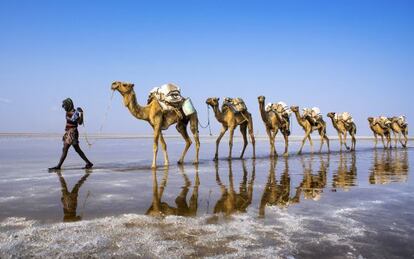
[111, 81, 200, 168]
[368, 117, 391, 149]
[257, 96, 290, 157]
[388, 117, 408, 148]
[326, 112, 357, 151]
[206, 97, 255, 160]
[290, 106, 330, 154]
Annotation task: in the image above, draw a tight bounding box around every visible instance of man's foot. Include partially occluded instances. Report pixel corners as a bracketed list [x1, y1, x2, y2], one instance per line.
[83, 163, 93, 169]
[48, 166, 61, 171]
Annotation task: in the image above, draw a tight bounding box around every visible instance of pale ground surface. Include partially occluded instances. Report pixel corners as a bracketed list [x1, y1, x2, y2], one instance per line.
[0, 136, 413, 258]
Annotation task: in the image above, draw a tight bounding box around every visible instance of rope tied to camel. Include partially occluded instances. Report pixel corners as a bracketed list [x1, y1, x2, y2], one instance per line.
[82, 90, 115, 147]
[198, 104, 213, 136]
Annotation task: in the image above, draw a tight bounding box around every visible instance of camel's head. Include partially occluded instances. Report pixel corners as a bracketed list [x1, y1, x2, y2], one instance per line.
[257, 95, 265, 103]
[327, 112, 336, 118]
[206, 97, 219, 107]
[290, 106, 299, 112]
[367, 117, 374, 124]
[111, 81, 134, 95]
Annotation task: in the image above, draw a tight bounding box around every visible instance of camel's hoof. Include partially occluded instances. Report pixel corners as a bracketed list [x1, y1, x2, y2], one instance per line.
[177, 160, 184, 165]
[213, 157, 218, 161]
[227, 157, 232, 161]
[192, 161, 199, 165]
[346, 147, 350, 151]
[283, 153, 289, 157]
[151, 165, 157, 169]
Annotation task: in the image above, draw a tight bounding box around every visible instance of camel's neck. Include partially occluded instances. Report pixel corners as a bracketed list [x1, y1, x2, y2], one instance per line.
[121, 91, 149, 121]
[258, 102, 268, 123]
[293, 111, 305, 127]
[329, 117, 338, 129]
[211, 104, 225, 123]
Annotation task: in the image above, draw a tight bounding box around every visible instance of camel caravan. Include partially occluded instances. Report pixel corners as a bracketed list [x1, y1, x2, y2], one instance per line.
[111, 81, 409, 168]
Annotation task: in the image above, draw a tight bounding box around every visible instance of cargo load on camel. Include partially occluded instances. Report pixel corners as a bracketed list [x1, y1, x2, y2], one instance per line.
[222, 97, 247, 113]
[334, 112, 353, 126]
[373, 116, 391, 128]
[265, 101, 292, 118]
[148, 83, 196, 117]
[303, 107, 322, 126]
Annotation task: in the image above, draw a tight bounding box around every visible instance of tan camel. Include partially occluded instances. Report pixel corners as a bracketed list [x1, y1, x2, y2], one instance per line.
[258, 96, 290, 157]
[111, 81, 200, 168]
[290, 106, 330, 154]
[388, 117, 408, 148]
[367, 117, 391, 149]
[206, 97, 255, 160]
[326, 112, 357, 151]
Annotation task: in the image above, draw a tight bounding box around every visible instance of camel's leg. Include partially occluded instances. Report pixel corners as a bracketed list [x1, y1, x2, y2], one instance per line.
[190, 115, 201, 164]
[228, 127, 235, 160]
[240, 124, 248, 159]
[308, 134, 314, 153]
[392, 131, 398, 148]
[176, 122, 192, 165]
[338, 132, 343, 151]
[266, 127, 275, 157]
[319, 133, 325, 153]
[152, 126, 162, 168]
[325, 133, 330, 153]
[247, 115, 256, 158]
[283, 132, 289, 157]
[343, 131, 350, 150]
[402, 130, 408, 148]
[272, 130, 278, 157]
[214, 126, 228, 161]
[373, 133, 378, 148]
[159, 133, 169, 166]
[380, 134, 386, 149]
[386, 133, 391, 149]
[350, 130, 356, 151]
[298, 131, 311, 155]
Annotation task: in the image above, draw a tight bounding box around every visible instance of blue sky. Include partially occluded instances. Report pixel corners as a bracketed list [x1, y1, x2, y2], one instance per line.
[0, 0, 413, 136]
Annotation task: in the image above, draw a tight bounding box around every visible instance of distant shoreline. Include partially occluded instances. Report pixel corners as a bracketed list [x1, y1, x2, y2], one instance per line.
[0, 132, 412, 141]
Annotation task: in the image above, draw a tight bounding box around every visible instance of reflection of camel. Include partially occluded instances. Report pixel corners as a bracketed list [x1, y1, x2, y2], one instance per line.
[298, 155, 328, 201]
[213, 160, 255, 216]
[259, 158, 301, 217]
[258, 96, 290, 157]
[146, 166, 199, 217]
[290, 106, 330, 154]
[368, 117, 391, 149]
[369, 149, 409, 184]
[206, 97, 255, 160]
[56, 172, 91, 222]
[326, 112, 357, 151]
[332, 153, 357, 191]
[389, 117, 408, 148]
[112, 82, 200, 168]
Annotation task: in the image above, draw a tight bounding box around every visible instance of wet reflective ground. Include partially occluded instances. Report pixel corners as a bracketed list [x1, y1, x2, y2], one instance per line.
[0, 136, 413, 258]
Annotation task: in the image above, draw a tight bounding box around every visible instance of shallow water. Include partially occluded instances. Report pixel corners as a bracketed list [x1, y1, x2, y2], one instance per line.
[0, 136, 413, 258]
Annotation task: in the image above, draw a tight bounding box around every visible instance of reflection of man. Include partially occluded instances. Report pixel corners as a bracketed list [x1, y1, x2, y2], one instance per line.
[57, 172, 91, 222]
[214, 160, 255, 216]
